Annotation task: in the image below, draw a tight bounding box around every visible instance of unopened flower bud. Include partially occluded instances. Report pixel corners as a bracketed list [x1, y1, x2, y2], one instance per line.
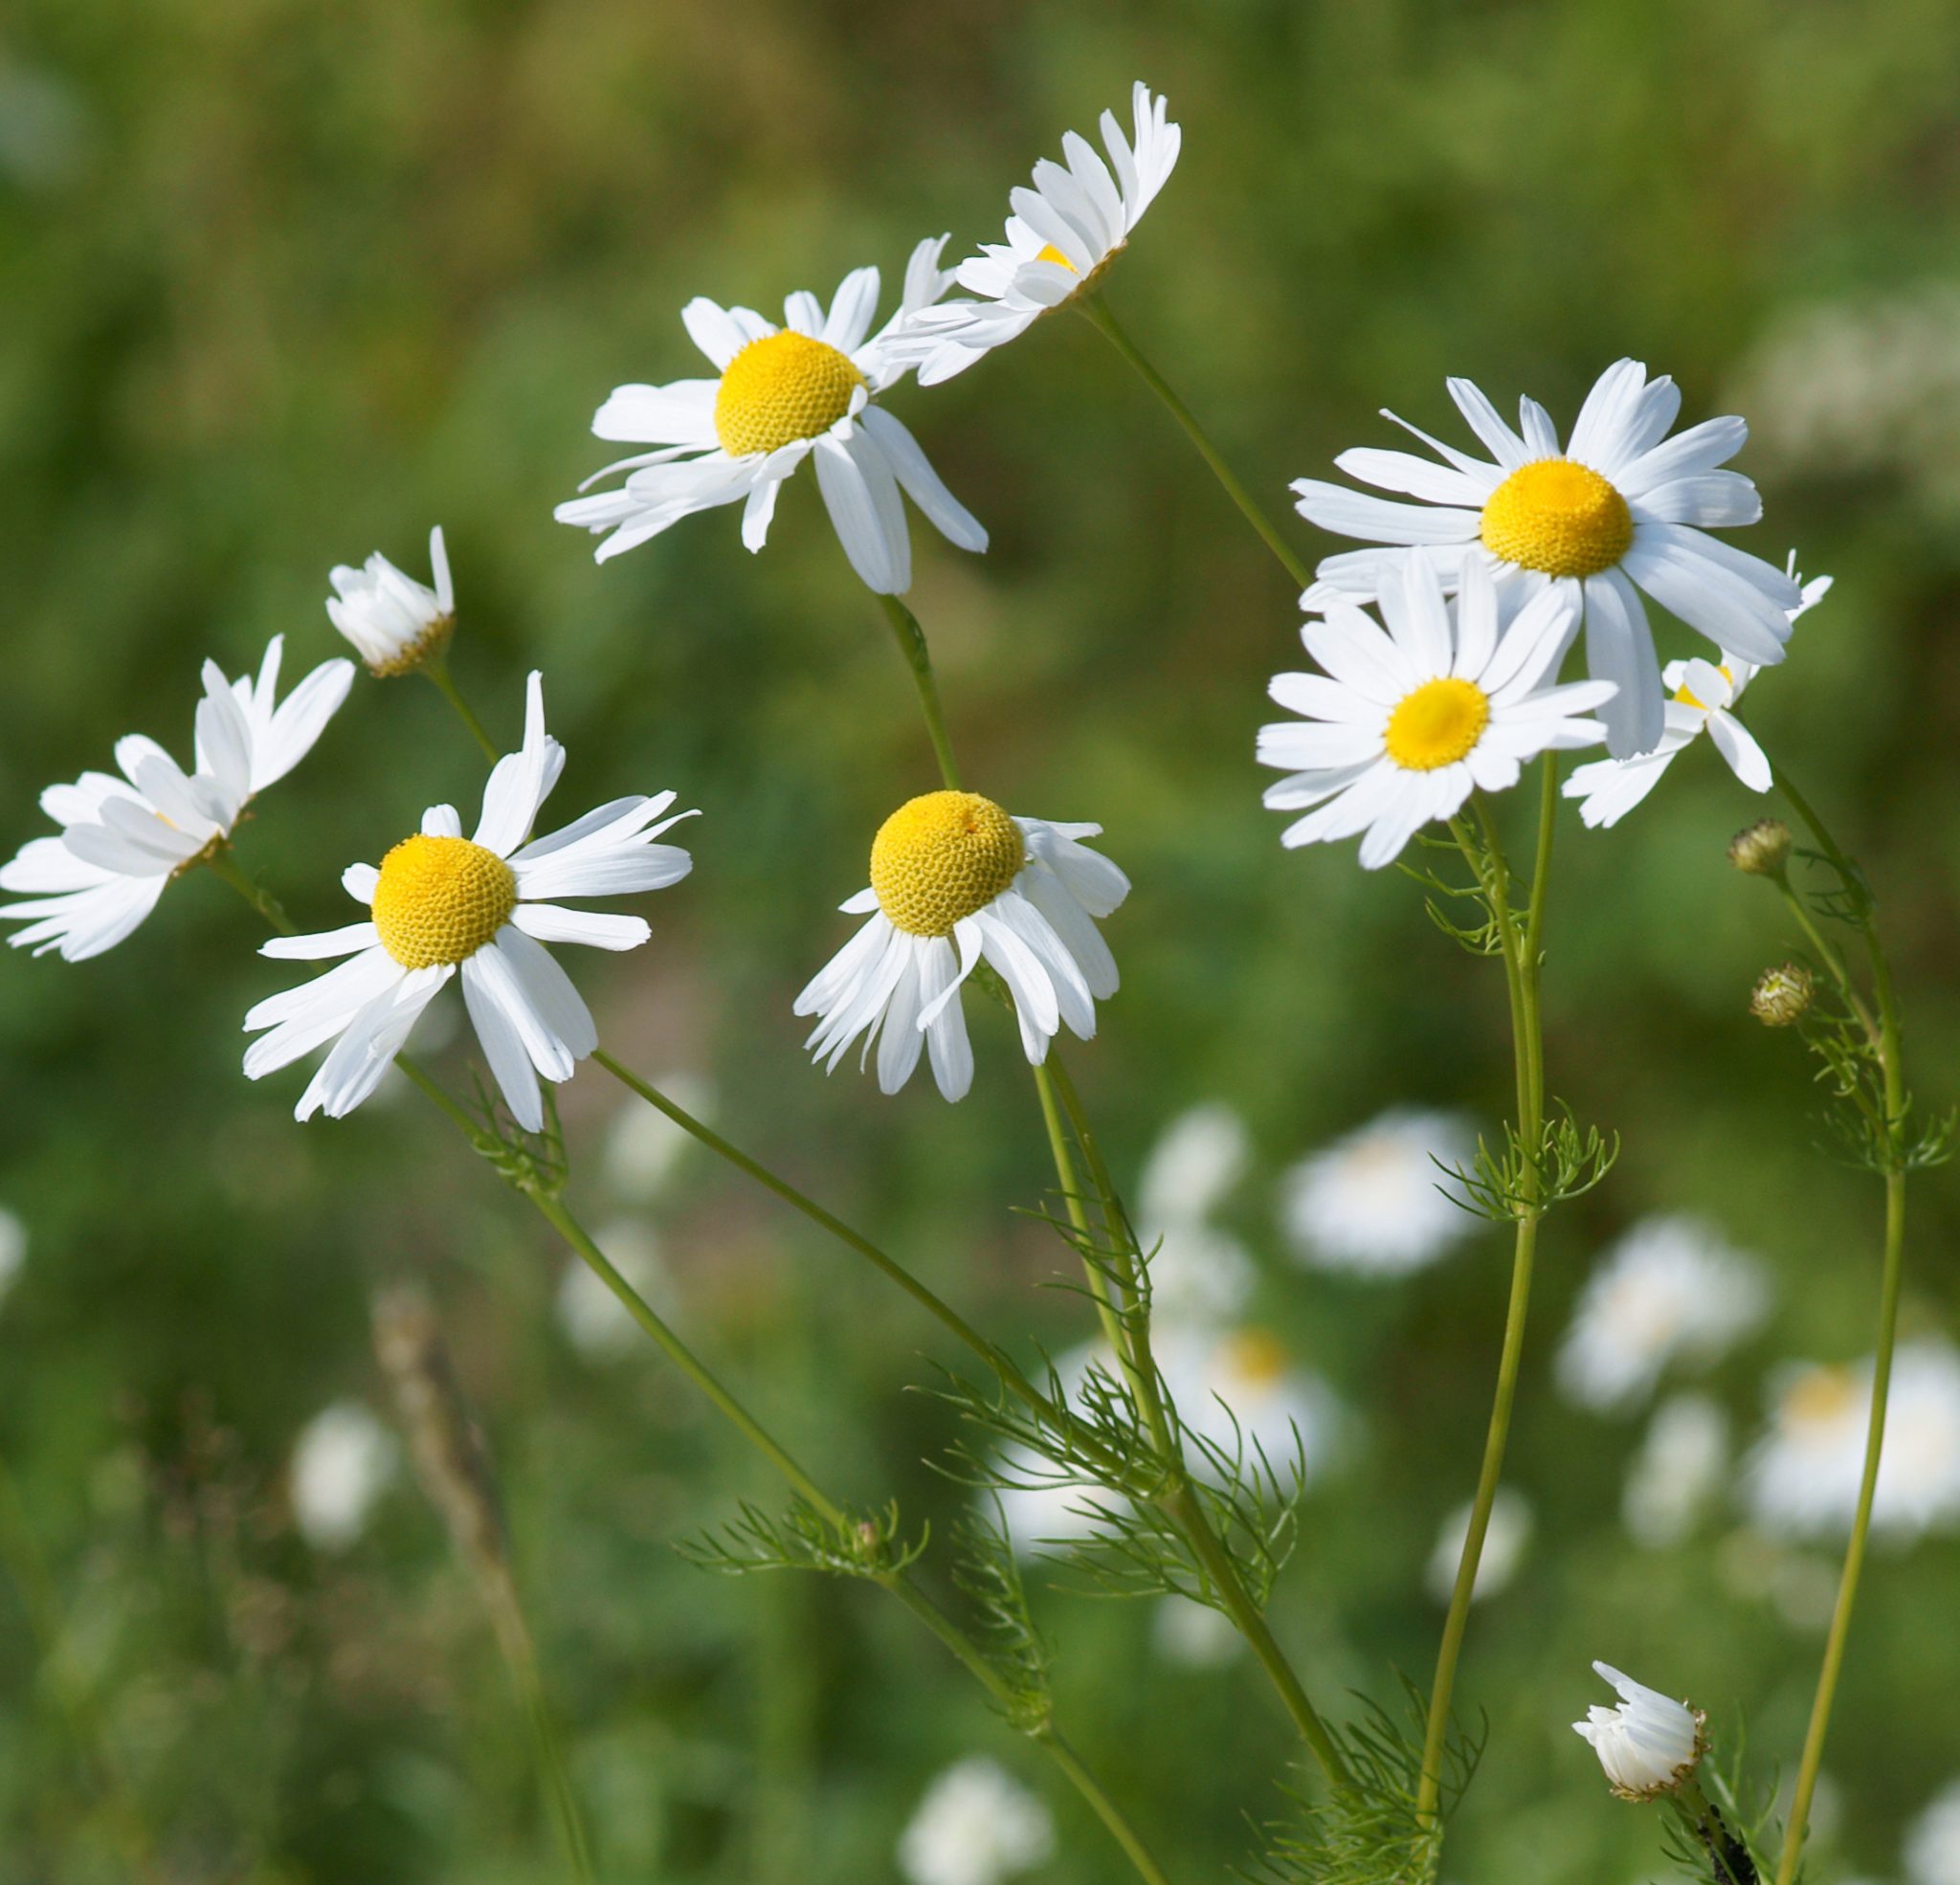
[1750, 963, 1813, 1028]
[1574, 1661, 1705, 1800]
[327, 527, 456, 677]
[1727, 819, 1792, 876]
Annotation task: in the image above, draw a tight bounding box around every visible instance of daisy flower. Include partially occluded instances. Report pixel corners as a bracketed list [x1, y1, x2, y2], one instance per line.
[2, 636, 353, 961]
[1565, 565, 1832, 827]
[898, 1758, 1055, 1885]
[896, 82, 1181, 386]
[1258, 553, 1614, 869]
[1292, 359, 1804, 757]
[554, 238, 986, 594]
[1425, 1486, 1534, 1604]
[327, 526, 456, 676]
[1556, 1215, 1770, 1414]
[290, 1401, 398, 1552]
[793, 789, 1127, 1101]
[1573, 1663, 1705, 1801]
[1622, 1392, 1730, 1549]
[243, 673, 693, 1127]
[1906, 1779, 1960, 1885]
[1280, 1105, 1480, 1276]
[1743, 1339, 1960, 1543]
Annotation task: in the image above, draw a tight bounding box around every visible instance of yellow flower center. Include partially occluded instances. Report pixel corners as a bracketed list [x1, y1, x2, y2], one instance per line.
[1383, 677, 1490, 771]
[713, 330, 866, 458]
[1479, 457, 1634, 578]
[1218, 1328, 1289, 1389]
[1785, 1365, 1858, 1430]
[371, 834, 518, 968]
[869, 790, 1024, 938]
[1033, 242, 1079, 273]
[1673, 664, 1734, 713]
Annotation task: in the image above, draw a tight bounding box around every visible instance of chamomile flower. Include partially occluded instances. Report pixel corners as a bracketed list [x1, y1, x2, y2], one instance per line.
[1160, 1326, 1344, 1486]
[327, 526, 456, 676]
[290, 1401, 398, 1552]
[1293, 360, 1803, 757]
[898, 1758, 1055, 1885]
[1743, 1339, 1960, 1543]
[1573, 1663, 1705, 1801]
[1566, 564, 1833, 827]
[1556, 1215, 1770, 1414]
[1623, 1392, 1730, 1549]
[794, 790, 1127, 1101]
[243, 674, 693, 1127]
[555, 239, 986, 594]
[896, 82, 1181, 386]
[1906, 1779, 1960, 1885]
[1426, 1486, 1534, 1604]
[1281, 1105, 1480, 1276]
[1258, 554, 1613, 870]
[2, 636, 353, 961]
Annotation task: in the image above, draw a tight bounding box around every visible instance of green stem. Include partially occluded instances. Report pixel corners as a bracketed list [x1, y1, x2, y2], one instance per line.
[1418, 783, 1552, 1824]
[875, 594, 963, 789]
[390, 1059, 1171, 1885]
[426, 654, 501, 762]
[1034, 1060, 1351, 1791]
[1771, 776, 1911, 1885]
[203, 848, 298, 935]
[590, 1051, 1073, 1438]
[1077, 295, 1312, 590]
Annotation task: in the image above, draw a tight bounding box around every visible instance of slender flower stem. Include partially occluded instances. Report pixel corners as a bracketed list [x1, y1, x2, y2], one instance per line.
[1035, 1057, 1352, 1791]
[425, 654, 501, 762]
[1077, 295, 1313, 591]
[875, 594, 964, 789]
[1771, 772, 1911, 1885]
[204, 847, 297, 934]
[394, 1064, 1173, 1885]
[1418, 770, 1555, 1824]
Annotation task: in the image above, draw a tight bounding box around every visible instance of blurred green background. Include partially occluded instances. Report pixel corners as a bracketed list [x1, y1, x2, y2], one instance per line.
[3, 1, 1959, 1879]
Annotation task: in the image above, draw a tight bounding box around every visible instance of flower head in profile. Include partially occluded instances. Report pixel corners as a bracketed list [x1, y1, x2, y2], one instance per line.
[1556, 1215, 1770, 1414]
[1281, 1105, 1480, 1276]
[327, 526, 456, 676]
[898, 1756, 1054, 1885]
[1293, 360, 1803, 757]
[555, 240, 986, 594]
[1573, 1662, 1705, 1800]
[1566, 563, 1832, 827]
[1258, 554, 1612, 869]
[1743, 1339, 1960, 1542]
[2, 636, 353, 961]
[244, 674, 694, 1127]
[896, 82, 1181, 386]
[794, 789, 1127, 1101]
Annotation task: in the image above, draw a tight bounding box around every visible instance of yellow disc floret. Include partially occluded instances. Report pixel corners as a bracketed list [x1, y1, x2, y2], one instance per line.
[714, 330, 866, 458]
[1217, 1328, 1289, 1389]
[371, 834, 518, 968]
[870, 791, 1024, 938]
[1673, 664, 1733, 713]
[1033, 242, 1080, 272]
[1479, 456, 1634, 578]
[1384, 677, 1490, 771]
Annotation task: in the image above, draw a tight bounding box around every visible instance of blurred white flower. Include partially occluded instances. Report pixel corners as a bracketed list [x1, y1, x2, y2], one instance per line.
[1426, 1487, 1533, 1604]
[1281, 1107, 1478, 1276]
[1139, 1103, 1250, 1228]
[1905, 1778, 1960, 1885]
[1573, 1661, 1704, 1800]
[1557, 1215, 1770, 1414]
[1743, 1339, 1960, 1543]
[1146, 1222, 1258, 1333]
[556, 1218, 671, 1360]
[601, 1075, 713, 1202]
[326, 527, 456, 676]
[898, 1757, 1055, 1885]
[1152, 1595, 1242, 1669]
[1623, 1393, 1730, 1549]
[290, 1401, 397, 1551]
[1162, 1327, 1343, 1486]
[0, 1207, 24, 1312]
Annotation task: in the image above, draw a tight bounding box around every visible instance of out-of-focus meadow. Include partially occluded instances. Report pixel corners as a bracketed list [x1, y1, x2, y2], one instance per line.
[4, 2, 1960, 1880]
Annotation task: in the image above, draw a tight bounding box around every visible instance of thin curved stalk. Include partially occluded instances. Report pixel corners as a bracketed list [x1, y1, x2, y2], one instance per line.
[1771, 773, 1911, 1885]
[1417, 770, 1554, 1823]
[1077, 295, 1313, 591]
[875, 593, 963, 789]
[425, 654, 501, 761]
